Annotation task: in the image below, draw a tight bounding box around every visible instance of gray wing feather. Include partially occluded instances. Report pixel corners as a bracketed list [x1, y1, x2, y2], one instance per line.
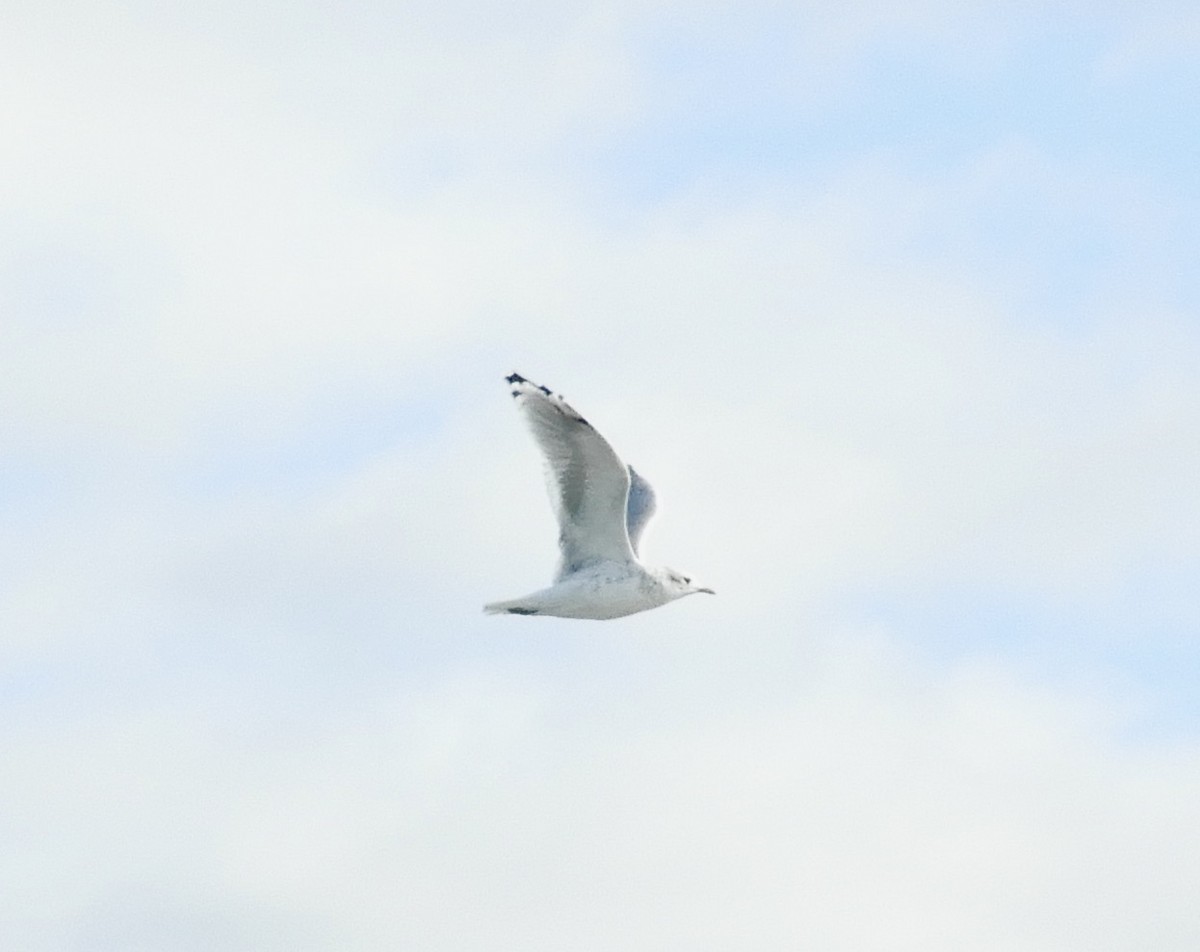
[506, 374, 635, 578]
[625, 465, 657, 556]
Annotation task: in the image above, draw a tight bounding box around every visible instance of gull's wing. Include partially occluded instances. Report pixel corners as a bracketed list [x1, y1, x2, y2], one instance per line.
[625, 465, 657, 557]
[505, 373, 635, 577]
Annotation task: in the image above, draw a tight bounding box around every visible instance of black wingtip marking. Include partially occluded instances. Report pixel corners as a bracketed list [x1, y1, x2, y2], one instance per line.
[507, 607, 539, 615]
[505, 372, 526, 385]
[537, 384, 552, 395]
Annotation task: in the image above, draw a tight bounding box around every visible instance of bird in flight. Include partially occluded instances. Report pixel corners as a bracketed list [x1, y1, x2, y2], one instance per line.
[485, 372, 714, 620]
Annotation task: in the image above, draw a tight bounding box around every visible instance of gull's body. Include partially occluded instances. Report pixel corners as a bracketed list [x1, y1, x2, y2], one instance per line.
[484, 373, 713, 620]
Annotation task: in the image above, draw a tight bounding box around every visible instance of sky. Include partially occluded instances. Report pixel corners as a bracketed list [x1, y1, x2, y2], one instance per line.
[2, 1, 1199, 949]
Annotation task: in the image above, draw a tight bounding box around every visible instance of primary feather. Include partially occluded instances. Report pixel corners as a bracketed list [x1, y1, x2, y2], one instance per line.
[505, 373, 637, 578]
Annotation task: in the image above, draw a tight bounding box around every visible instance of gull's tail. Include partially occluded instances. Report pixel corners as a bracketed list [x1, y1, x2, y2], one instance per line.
[483, 598, 540, 616]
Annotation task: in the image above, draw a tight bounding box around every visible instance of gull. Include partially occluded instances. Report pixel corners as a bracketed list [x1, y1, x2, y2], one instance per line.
[484, 372, 714, 620]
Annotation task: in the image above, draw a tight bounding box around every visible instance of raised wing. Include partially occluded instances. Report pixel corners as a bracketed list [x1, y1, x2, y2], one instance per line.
[625, 465, 657, 556]
[505, 373, 635, 577]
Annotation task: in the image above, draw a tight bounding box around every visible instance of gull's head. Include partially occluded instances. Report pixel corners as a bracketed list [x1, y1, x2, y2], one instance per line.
[660, 568, 716, 601]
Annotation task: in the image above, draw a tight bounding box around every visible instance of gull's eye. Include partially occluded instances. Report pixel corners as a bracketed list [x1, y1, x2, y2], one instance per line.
[682, 576, 691, 584]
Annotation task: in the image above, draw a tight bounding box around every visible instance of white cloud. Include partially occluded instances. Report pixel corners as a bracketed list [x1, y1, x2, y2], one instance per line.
[4, 634, 1197, 950]
[2, 3, 1199, 948]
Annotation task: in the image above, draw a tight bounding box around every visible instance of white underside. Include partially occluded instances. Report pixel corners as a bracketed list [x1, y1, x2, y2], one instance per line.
[485, 562, 673, 620]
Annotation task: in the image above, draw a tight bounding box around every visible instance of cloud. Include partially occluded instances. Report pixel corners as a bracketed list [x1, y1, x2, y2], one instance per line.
[5, 630, 1198, 950]
[2, 2, 1199, 948]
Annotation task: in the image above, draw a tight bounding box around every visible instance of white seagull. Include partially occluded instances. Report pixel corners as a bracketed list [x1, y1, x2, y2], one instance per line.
[484, 372, 714, 620]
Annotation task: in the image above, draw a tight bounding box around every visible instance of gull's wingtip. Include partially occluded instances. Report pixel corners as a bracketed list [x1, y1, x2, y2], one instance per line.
[505, 372, 557, 401]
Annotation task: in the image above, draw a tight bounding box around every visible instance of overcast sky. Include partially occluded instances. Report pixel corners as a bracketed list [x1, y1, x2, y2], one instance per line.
[3, 2, 1199, 949]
